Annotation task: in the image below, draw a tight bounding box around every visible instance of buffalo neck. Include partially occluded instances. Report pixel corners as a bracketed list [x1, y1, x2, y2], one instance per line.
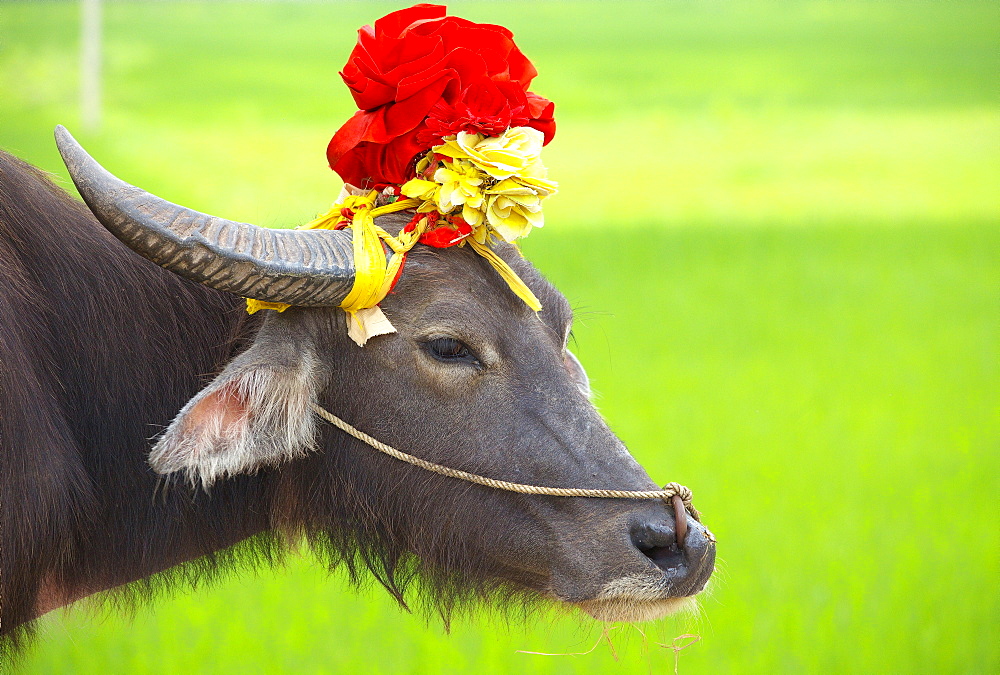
[22, 216, 270, 616]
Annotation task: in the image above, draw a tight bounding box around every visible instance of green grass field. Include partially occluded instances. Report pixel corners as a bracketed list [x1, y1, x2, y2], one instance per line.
[2, 1, 997, 673]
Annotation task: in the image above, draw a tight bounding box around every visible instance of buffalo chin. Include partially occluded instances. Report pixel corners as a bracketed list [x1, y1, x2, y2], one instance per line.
[575, 596, 697, 622]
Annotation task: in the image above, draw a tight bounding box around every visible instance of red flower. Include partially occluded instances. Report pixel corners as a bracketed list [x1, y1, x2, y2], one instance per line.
[327, 4, 556, 188]
[524, 92, 556, 146]
[327, 112, 428, 189]
[417, 79, 527, 144]
[419, 219, 473, 248]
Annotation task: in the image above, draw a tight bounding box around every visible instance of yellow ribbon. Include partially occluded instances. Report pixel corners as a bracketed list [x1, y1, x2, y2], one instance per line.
[246, 192, 421, 317]
[246, 191, 541, 342]
[467, 238, 541, 312]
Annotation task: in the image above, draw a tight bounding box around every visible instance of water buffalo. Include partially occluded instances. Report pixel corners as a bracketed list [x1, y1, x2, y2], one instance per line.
[0, 128, 715, 659]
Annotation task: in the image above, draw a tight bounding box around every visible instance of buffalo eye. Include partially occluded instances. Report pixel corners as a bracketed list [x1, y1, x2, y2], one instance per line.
[424, 337, 479, 365]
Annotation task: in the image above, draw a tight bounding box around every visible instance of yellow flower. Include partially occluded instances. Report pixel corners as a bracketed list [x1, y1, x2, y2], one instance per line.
[403, 128, 557, 243]
[432, 159, 485, 225]
[436, 127, 544, 180]
[400, 178, 438, 201]
[400, 178, 441, 213]
[484, 178, 546, 242]
[515, 160, 558, 198]
[479, 146, 557, 242]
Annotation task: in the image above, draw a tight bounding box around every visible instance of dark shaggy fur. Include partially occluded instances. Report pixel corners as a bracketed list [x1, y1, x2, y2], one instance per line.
[0, 150, 263, 659]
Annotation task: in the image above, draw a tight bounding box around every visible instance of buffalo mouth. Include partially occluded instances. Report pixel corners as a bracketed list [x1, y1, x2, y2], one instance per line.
[570, 566, 713, 622]
[551, 513, 717, 622]
[575, 595, 698, 623]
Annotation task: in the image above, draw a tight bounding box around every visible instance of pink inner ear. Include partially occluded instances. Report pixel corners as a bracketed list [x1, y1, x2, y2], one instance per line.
[186, 382, 251, 436]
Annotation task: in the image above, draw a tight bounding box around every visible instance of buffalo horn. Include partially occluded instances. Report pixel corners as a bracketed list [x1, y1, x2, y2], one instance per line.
[54, 125, 356, 307]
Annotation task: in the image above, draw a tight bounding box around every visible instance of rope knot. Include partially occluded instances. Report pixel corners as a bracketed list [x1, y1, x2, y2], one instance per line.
[662, 482, 700, 522]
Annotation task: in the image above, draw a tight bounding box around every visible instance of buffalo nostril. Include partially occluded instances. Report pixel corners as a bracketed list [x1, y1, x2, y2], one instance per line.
[630, 522, 685, 572]
[629, 516, 717, 596]
[638, 543, 684, 572]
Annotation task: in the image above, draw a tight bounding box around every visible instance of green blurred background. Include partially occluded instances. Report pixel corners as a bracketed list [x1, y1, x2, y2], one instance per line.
[2, 1, 997, 672]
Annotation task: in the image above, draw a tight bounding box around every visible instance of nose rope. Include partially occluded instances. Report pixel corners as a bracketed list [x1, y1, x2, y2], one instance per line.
[311, 404, 702, 522]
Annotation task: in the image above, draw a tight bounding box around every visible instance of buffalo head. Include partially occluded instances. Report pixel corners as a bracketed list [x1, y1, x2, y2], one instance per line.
[56, 126, 715, 623]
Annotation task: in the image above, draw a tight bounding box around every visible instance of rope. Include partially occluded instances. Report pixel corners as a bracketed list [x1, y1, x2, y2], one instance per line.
[311, 403, 701, 522]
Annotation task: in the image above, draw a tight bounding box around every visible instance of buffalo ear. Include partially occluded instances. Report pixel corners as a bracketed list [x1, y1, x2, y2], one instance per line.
[149, 320, 322, 488]
[565, 350, 592, 398]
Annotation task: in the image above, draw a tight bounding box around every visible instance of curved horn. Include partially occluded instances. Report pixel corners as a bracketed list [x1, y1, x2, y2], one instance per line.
[54, 125, 356, 307]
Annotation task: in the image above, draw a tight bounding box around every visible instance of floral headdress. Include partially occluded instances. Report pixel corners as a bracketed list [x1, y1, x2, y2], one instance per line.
[248, 4, 558, 346]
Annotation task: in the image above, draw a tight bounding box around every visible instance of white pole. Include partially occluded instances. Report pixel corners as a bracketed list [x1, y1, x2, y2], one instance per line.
[81, 0, 101, 132]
